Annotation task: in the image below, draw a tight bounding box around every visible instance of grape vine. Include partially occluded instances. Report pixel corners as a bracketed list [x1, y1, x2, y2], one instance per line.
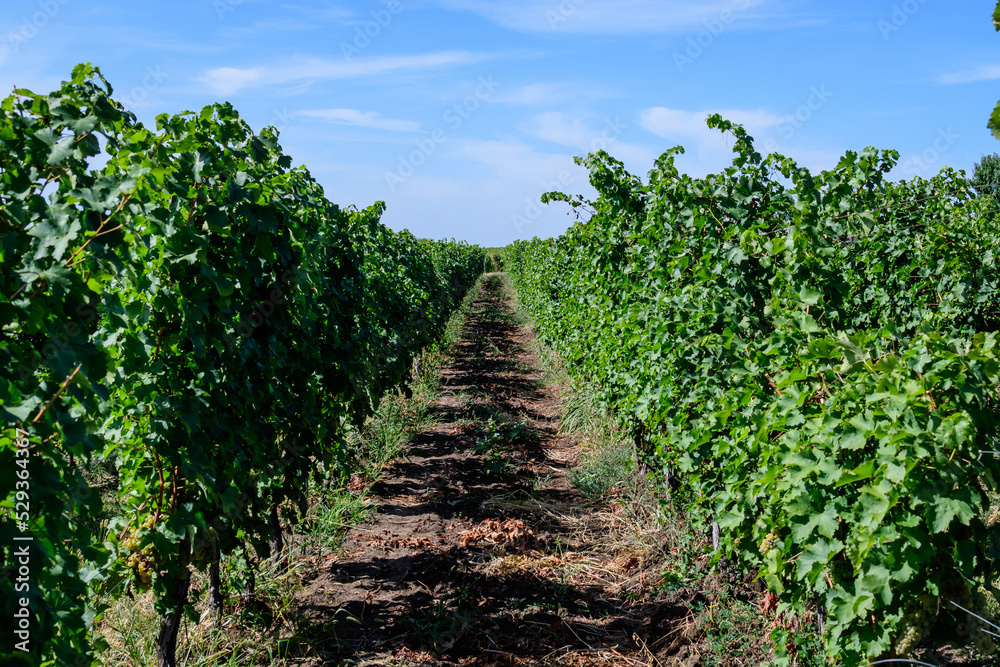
[507, 116, 1000, 664]
[0, 64, 484, 666]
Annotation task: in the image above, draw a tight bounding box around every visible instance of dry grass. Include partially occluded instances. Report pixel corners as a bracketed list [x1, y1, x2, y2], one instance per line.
[474, 474, 668, 605]
[93, 561, 297, 667]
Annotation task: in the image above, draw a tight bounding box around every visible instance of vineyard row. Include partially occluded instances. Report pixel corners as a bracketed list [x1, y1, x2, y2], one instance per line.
[0, 64, 485, 666]
[507, 115, 1000, 664]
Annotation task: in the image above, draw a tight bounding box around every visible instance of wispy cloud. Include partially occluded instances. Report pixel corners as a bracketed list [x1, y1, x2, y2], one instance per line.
[637, 106, 844, 175]
[432, 0, 770, 34]
[199, 51, 492, 95]
[276, 4, 355, 22]
[939, 64, 1000, 85]
[640, 107, 784, 141]
[202, 67, 262, 95]
[295, 108, 422, 132]
[524, 111, 657, 171]
[639, 106, 787, 173]
[107, 35, 225, 56]
[495, 83, 567, 106]
[494, 82, 608, 106]
[456, 138, 568, 172]
[222, 4, 356, 32]
[525, 111, 594, 147]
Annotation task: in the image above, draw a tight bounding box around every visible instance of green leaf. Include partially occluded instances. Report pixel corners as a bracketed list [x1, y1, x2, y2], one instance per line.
[791, 504, 841, 542]
[990, 99, 1000, 141]
[837, 333, 870, 374]
[836, 459, 875, 487]
[796, 538, 844, 583]
[928, 494, 976, 533]
[859, 565, 892, 605]
[937, 412, 971, 449]
[798, 285, 824, 306]
[839, 430, 868, 451]
[1, 399, 39, 422]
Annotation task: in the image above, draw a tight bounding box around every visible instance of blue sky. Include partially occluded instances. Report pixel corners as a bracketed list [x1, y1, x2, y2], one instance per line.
[2, 0, 998, 246]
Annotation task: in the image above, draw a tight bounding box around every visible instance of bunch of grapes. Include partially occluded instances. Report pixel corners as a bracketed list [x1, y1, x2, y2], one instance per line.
[759, 529, 778, 555]
[950, 586, 997, 656]
[969, 591, 997, 655]
[190, 528, 218, 565]
[894, 594, 938, 656]
[120, 515, 159, 589]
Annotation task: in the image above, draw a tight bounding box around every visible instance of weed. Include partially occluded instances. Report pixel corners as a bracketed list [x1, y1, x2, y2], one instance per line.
[769, 625, 829, 667]
[559, 384, 604, 435]
[472, 418, 521, 476]
[407, 599, 473, 651]
[295, 485, 373, 560]
[569, 438, 634, 498]
[695, 590, 768, 666]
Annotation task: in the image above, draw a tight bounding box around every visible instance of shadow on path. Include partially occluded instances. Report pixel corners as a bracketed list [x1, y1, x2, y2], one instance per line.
[289, 275, 689, 666]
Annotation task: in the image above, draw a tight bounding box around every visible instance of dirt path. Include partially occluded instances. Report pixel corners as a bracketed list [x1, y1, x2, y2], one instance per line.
[291, 275, 690, 666]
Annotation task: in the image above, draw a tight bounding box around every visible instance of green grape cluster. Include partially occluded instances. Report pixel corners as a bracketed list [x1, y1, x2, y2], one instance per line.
[759, 530, 778, 555]
[895, 594, 938, 656]
[951, 588, 997, 656]
[120, 515, 159, 589]
[190, 529, 218, 565]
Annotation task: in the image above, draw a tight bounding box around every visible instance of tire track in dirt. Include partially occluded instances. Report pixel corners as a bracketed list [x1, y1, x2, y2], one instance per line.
[289, 274, 693, 666]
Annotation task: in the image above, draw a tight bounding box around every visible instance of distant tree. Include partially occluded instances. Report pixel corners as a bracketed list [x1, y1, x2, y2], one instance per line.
[973, 153, 1000, 209]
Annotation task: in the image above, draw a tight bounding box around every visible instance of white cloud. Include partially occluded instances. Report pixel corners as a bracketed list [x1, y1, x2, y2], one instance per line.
[524, 111, 655, 163]
[432, 0, 769, 34]
[385, 174, 469, 201]
[455, 138, 572, 175]
[280, 5, 356, 23]
[494, 82, 609, 106]
[525, 111, 641, 153]
[525, 111, 594, 147]
[495, 83, 562, 105]
[433, 138, 589, 240]
[939, 64, 1000, 85]
[198, 51, 490, 96]
[640, 107, 784, 141]
[295, 108, 422, 132]
[639, 106, 825, 175]
[201, 67, 263, 96]
[221, 4, 355, 32]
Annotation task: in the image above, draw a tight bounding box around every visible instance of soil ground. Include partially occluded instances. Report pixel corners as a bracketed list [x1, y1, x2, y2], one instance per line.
[285, 274, 768, 667]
